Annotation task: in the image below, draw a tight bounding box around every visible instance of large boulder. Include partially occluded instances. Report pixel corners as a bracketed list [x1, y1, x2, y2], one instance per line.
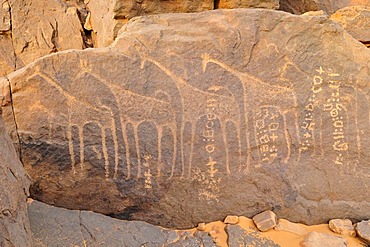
[29, 200, 215, 247]
[2, 9, 370, 228]
[280, 0, 370, 15]
[86, 0, 280, 48]
[0, 114, 32, 246]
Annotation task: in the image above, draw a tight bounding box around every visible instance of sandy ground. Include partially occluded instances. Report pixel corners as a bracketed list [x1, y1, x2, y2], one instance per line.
[191, 216, 367, 246]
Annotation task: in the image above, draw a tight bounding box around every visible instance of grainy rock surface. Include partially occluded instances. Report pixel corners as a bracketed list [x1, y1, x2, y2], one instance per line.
[226, 224, 280, 247]
[2, 9, 370, 228]
[328, 219, 356, 236]
[274, 219, 308, 235]
[0, 115, 32, 246]
[301, 231, 347, 247]
[29, 200, 215, 247]
[280, 0, 370, 14]
[217, 0, 279, 9]
[86, 0, 280, 47]
[330, 6, 370, 45]
[9, 0, 84, 68]
[252, 211, 277, 231]
[356, 220, 370, 244]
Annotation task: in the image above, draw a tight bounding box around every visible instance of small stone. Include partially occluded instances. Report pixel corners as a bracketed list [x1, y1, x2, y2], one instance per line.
[274, 219, 308, 236]
[301, 231, 347, 247]
[355, 220, 370, 245]
[252, 210, 277, 232]
[328, 219, 356, 236]
[197, 222, 206, 231]
[224, 215, 239, 225]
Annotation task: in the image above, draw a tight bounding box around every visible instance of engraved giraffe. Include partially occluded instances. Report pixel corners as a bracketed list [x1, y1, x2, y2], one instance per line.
[202, 54, 298, 168]
[141, 56, 242, 177]
[35, 69, 117, 178]
[81, 68, 178, 180]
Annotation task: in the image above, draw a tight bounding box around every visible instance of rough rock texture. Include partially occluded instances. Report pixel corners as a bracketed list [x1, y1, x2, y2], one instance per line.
[0, 115, 32, 246]
[300, 231, 347, 247]
[328, 219, 356, 236]
[226, 224, 280, 247]
[224, 215, 239, 224]
[9, 0, 84, 68]
[85, 0, 214, 47]
[274, 219, 308, 235]
[2, 9, 370, 228]
[330, 6, 370, 46]
[280, 0, 370, 15]
[29, 200, 215, 247]
[86, 0, 280, 48]
[218, 0, 279, 9]
[252, 211, 277, 231]
[356, 220, 370, 244]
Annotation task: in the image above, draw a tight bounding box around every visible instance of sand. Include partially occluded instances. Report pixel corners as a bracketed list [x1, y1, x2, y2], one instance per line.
[195, 216, 367, 246]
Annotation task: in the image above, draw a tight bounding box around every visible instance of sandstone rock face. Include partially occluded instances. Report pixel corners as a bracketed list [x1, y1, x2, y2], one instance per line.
[280, 0, 370, 15]
[86, 0, 214, 47]
[0, 115, 32, 246]
[0, 35, 15, 77]
[330, 6, 370, 46]
[3, 9, 370, 228]
[218, 0, 279, 9]
[9, 0, 84, 68]
[29, 200, 215, 247]
[0, 0, 87, 77]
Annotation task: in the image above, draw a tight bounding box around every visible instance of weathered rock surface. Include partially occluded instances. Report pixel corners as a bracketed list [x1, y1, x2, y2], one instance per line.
[280, 0, 370, 15]
[9, 0, 84, 68]
[328, 219, 356, 236]
[0, 115, 32, 246]
[85, 0, 214, 47]
[274, 219, 308, 235]
[2, 9, 370, 228]
[330, 6, 370, 46]
[226, 224, 280, 247]
[218, 0, 279, 9]
[0, 35, 16, 77]
[356, 220, 370, 244]
[224, 215, 239, 224]
[0, 0, 88, 77]
[252, 211, 277, 231]
[300, 231, 347, 247]
[29, 200, 215, 247]
[86, 0, 280, 47]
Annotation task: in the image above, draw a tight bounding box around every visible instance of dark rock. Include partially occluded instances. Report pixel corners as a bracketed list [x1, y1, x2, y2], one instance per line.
[226, 224, 280, 247]
[0, 115, 32, 246]
[28, 200, 215, 247]
[252, 210, 277, 231]
[3, 9, 370, 228]
[356, 220, 370, 245]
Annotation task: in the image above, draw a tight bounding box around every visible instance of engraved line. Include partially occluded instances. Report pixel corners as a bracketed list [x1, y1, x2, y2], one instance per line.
[282, 112, 291, 164]
[78, 126, 85, 171]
